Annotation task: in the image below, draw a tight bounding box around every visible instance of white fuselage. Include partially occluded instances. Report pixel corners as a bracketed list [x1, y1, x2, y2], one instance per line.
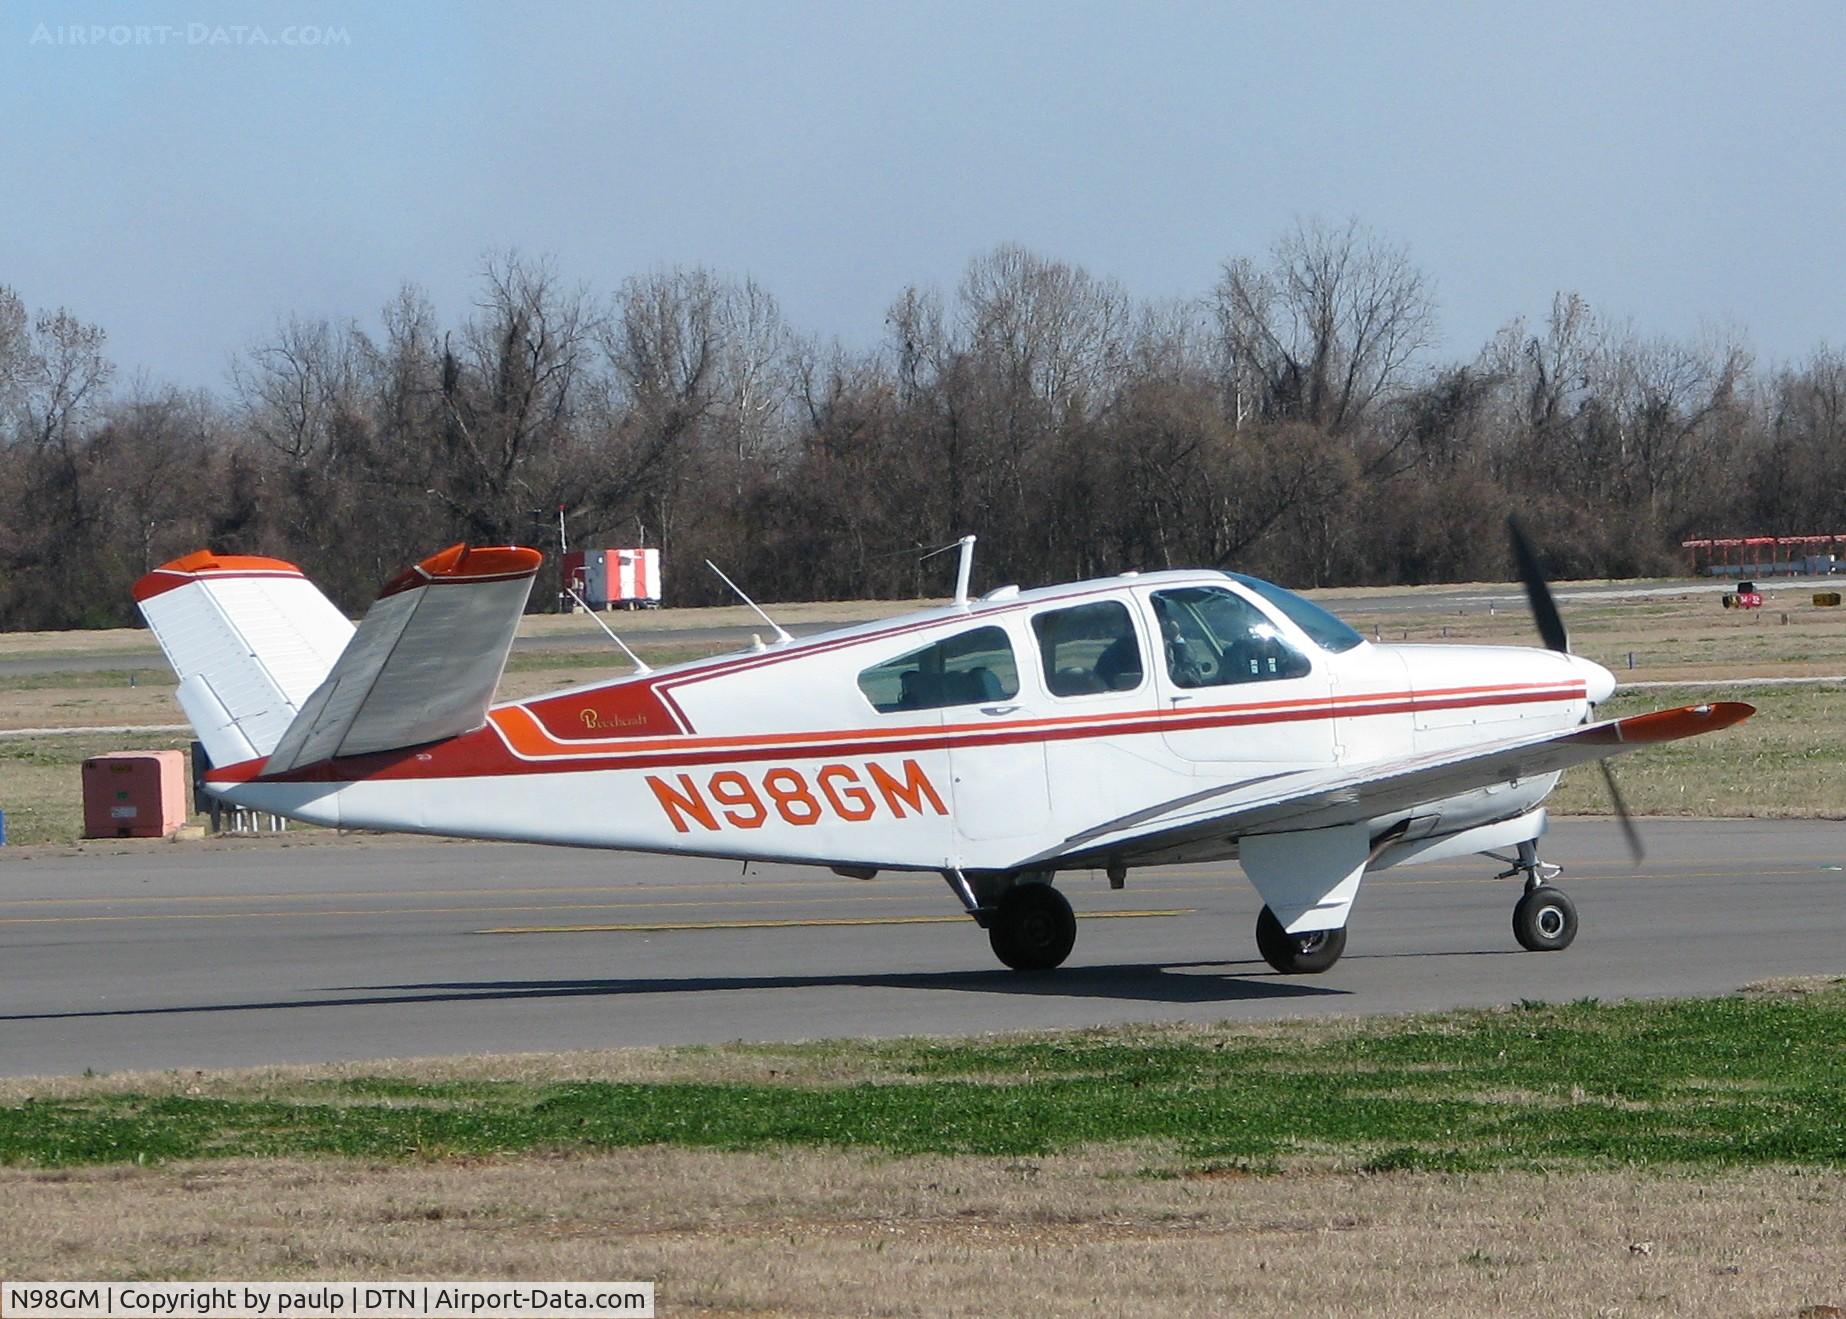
[215, 570, 1611, 876]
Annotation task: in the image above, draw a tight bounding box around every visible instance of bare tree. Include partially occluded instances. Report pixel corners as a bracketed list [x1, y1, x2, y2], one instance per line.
[958, 244, 1131, 411]
[0, 285, 31, 426]
[19, 306, 114, 453]
[425, 252, 595, 544]
[1604, 328, 1750, 521]
[712, 276, 792, 476]
[232, 315, 360, 465]
[1213, 217, 1435, 435]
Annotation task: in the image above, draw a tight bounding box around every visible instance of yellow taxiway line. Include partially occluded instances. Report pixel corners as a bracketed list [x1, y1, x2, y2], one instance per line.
[479, 908, 1198, 935]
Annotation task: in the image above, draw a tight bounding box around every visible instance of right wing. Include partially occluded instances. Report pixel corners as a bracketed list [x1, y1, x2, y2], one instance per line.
[262, 544, 542, 775]
[1031, 701, 1756, 873]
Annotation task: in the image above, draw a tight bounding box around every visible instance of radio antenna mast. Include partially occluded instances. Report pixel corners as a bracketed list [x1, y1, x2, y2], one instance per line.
[918, 535, 978, 607]
[705, 560, 793, 644]
[563, 587, 652, 674]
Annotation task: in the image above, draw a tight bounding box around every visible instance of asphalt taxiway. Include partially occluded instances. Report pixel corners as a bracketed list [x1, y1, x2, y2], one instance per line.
[0, 818, 1840, 1077]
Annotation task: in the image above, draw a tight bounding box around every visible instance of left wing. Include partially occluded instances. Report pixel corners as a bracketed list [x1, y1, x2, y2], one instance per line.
[262, 544, 542, 775]
[1030, 702, 1755, 873]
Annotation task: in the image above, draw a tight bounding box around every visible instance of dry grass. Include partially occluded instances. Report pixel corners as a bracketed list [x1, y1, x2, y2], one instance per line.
[0, 1045, 924, 1105]
[0, 599, 927, 660]
[1546, 682, 1846, 818]
[512, 598, 934, 638]
[0, 1149, 1841, 1317]
[1340, 585, 1846, 680]
[0, 730, 202, 844]
[0, 1013, 1435, 1106]
[0, 672, 179, 730]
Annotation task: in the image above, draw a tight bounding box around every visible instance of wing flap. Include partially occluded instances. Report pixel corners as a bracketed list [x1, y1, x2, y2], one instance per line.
[1037, 701, 1755, 869]
[262, 544, 542, 774]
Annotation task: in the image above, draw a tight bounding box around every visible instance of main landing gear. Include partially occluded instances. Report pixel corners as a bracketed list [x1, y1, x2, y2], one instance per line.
[950, 871, 1079, 971]
[988, 882, 1078, 971]
[1495, 840, 1578, 952]
[1255, 906, 1347, 975]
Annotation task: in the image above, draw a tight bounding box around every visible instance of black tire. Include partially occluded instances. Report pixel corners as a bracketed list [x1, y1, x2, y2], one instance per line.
[1512, 886, 1578, 952]
[1254, 905, 1347, 974]
[988, 883, 1077, 971]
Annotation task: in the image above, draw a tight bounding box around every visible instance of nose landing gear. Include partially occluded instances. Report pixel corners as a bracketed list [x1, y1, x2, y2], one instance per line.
[1493, 840, 1578, 952]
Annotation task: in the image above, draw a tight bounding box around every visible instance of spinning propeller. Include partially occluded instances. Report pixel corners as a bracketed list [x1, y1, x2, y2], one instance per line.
[1507, 517, 1645, 863]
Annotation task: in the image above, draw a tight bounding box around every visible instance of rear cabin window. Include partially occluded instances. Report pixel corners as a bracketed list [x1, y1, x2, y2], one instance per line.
[1032, 600, 1144, 697]
[857, 626, 1020, 713]
[1151, 586, 1311, 687]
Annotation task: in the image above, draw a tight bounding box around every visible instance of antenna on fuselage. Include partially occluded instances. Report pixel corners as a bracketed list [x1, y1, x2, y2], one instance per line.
[563, 586, 653, 674]
[918, 534, 978, 608]
[705, 560, 793, 644]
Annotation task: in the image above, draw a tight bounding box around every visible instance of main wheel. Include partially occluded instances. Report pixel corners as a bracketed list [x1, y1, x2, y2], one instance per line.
[1254, 905, 1347, 975]
[988, 883, 1077, 971]
[1512, 885, 1578, 952]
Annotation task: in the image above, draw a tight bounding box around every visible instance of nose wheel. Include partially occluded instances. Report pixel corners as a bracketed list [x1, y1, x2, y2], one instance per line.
[1512, 884, 1577, 951]
[1493, 841, 1578, 952]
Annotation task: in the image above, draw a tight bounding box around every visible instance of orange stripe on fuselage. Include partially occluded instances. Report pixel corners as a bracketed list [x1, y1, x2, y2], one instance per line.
[486, 681, 1586, 762]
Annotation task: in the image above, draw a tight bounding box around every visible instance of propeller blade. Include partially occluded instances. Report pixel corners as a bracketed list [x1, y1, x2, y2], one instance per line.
[1598, 759, 1646, 864]
[1508, 516, 1569, 653]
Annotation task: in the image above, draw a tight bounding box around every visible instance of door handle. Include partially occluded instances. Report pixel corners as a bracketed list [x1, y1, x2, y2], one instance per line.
[980, 704, 1021, 716]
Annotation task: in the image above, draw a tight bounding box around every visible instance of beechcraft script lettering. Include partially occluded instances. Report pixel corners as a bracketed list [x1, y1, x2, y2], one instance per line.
[646, 759, 948, 832]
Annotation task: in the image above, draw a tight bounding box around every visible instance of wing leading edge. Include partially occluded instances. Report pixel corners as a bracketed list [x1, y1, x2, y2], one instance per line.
[262, 544, 542, 775]
[1029, 701, 1756, 873]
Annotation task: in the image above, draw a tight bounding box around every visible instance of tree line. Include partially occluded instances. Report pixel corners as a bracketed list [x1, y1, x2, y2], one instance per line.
[2, 218, 1841, 629]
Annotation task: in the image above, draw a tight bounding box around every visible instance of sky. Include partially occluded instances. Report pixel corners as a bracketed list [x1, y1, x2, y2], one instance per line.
[2, 0, 1841, 391]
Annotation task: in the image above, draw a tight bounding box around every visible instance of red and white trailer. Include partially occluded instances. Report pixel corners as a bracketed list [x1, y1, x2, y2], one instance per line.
[562, 548, 662, 609]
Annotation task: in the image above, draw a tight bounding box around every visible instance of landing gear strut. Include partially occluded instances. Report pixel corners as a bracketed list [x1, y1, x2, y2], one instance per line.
[1494, 840, 1578, 952]
[1254, 905, 1347, 975]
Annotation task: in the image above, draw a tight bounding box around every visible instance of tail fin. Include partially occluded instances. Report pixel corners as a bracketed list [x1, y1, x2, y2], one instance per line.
[134, 551, 355, 766]
[262, 543, 541, 774]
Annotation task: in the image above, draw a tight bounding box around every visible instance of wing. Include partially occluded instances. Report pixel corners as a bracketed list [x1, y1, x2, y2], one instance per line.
[262, 544, 542, 775]
[1031, 702, 1756, 872]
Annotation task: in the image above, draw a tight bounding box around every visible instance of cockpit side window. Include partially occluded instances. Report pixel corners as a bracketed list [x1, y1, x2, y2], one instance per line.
[1151, 586, 1312, 687]
[1031, 600, 1143, 697]
[857, 625, 1020, 713]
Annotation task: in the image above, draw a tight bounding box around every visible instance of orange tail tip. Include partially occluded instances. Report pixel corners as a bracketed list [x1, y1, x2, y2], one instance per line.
[132, 550, 307, 602]
[376, 543, 544, 599]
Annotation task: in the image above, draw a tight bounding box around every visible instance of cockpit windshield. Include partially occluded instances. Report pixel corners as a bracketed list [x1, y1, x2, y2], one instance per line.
[1224, 573, 1366, 653]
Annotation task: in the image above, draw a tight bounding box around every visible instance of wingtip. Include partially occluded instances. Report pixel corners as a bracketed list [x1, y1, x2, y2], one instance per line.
[1609, 700, 1755, 745]
[132, 550, 308, 602]
[377, 544, 545, 599]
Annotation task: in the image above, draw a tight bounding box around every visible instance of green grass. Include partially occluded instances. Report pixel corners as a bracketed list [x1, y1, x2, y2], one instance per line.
[5, 988, 1843, 1171]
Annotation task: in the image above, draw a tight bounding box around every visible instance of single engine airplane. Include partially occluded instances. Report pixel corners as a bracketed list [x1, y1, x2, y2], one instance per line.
[134, 527, 1751, 975]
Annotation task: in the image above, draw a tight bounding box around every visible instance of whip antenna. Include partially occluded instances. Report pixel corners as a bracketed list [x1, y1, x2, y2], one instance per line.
[563, 586, 652, 674]
[705, 560, 792, 644]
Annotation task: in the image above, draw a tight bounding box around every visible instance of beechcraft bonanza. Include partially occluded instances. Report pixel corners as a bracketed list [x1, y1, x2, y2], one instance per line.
[135, 527, 1751, 976]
